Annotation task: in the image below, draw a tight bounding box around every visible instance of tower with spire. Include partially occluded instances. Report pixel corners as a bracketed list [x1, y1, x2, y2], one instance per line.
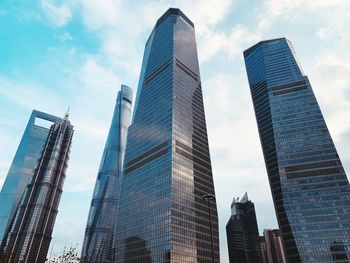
[0, 112, 74, 263]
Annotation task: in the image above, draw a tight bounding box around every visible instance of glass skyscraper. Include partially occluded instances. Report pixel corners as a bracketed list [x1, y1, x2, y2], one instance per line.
[226, 193, 262, 263]
[81, 85, 133, 263]
[113, 8, 219, 262]
[0, 110, 60, 245]
[0, 113, 74, 263]
[244, 38, 350, 262]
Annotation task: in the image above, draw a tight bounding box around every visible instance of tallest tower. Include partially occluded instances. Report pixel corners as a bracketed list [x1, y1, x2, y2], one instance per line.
[113, 8, 219, 262]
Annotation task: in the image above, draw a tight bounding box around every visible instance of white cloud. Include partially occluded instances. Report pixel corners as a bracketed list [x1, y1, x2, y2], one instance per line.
[199, 25, 261, 62]
[79, 56, 120, 93]
[309, 51, 350, 139]
[79, 0, 121, 30]
[316, 27, 329, 39]
[0, 75, 65, 113]
[40, 0, 72, 26]
[178, 0, 232, 34]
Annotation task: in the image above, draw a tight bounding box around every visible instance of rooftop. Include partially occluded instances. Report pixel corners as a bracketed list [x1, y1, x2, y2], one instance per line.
[156, 8, 194, 28]
[243, 37, 287, 58]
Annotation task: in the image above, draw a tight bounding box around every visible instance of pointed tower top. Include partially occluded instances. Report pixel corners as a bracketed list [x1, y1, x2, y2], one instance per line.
[64, 106, 70, 120]
[241, 192, 249, 203]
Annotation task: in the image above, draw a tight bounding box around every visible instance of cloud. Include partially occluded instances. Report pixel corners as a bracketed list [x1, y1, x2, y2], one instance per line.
[178, 0, 232, 34]
[0, 75, 66, 113]
[199, 25, 261, 62]
[40, 0, 72, 26]
[78, 0, 121, 30]
[315, 27, 329, 39]
[309, 51, 350, 139]
[79, 56, 120, 93]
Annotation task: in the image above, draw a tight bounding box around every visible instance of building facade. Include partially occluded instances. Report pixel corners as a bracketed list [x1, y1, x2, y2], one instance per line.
[81, 85, 133, 263]
[0, 110, 61, 244]
[244, 38, 350, 262]
[0, 113, 74, 263]
[261, 229, 287, 263]
[113, 8, 219, 263]
[226, 192, 262, 263]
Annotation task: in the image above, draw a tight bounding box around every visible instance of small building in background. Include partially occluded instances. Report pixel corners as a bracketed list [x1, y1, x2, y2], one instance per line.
[226, 192, 263, 263]
[261, 229, 287, 263]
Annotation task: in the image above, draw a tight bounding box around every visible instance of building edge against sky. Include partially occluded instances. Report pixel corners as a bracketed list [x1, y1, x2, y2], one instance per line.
[0, 110, 61, 245]
[0, 113, 74, 262]
[113, 8, 220, 262]
[244, 38, 350, 262]
[81, 85, 133, 263]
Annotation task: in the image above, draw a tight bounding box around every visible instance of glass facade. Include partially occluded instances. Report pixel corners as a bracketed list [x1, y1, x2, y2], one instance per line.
[0, 113, 74, 263]
[0, 110, 60, 245]
[81, 85, 133, 263]
[244, 38, 350, 262]
[226, 193, 262, 263]
[113, 8, 219, 263]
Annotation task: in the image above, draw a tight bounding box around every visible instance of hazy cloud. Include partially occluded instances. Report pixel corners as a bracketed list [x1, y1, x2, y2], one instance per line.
[40, 0, 72, 26]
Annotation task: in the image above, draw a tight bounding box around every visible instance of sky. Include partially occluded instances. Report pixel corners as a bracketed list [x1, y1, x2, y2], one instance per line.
[1, 0, 350, 261]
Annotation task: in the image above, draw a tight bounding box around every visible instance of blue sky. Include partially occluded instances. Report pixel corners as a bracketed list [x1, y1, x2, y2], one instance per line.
[1, 0, 350, 261]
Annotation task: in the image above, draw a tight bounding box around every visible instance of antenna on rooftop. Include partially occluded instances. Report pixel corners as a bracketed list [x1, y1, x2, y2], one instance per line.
[64, 106, 70, 120]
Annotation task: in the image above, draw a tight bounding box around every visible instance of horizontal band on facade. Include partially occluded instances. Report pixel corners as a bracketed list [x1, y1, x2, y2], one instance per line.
[175, 59, 198, 81]
[284, 159, 340, 173]
[175, 143, 212, 171]
[286, 167, 342, 180]
[122, 97, 132, 104]
[272, 80, 308, 96]
[126, 141, 169, 168]
[144, 60, 171, 85]
[273, 85, 307, 96]
[124, 141, 169, 174]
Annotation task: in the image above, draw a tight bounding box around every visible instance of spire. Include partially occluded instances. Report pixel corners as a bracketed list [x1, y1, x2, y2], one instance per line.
[64, 106, 70, 120]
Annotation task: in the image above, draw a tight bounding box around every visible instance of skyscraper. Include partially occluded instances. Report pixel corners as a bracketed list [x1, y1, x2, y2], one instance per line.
[113, 8, 219, 262]
[244, 38, 350, 262]
[81, 85, 133, 263]
[0, 113, 73, 263]
[0, 110, 61, 244]
[226, 192, 262, 263]
[261, 229, 287, 263]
